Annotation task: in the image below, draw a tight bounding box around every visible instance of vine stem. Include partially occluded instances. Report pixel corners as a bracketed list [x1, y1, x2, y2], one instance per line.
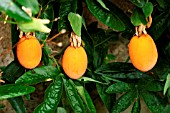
[94, 36, 111, 48]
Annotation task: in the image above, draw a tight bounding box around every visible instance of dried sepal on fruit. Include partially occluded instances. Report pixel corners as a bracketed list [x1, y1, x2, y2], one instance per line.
[128, 15, 158, 72]
[16, 35, 42, 69]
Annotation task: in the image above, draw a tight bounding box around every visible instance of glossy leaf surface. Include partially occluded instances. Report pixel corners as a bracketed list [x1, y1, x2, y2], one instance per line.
[0, 84, 35, 100]
[34, 75, 63, 113]
[0, 0, 32, 22]
[85, 0, 125, 31]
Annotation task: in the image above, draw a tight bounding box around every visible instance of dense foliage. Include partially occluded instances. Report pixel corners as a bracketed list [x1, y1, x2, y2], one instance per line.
[0, 0, 170, 113]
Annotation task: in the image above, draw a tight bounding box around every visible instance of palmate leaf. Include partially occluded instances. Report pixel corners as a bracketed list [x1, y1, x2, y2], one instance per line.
[95, 62, 136, 73]
[0, 84, 35, 100]
[96, 83, 116, 112]
[85, 0, 125, 31]
[16, 0, 39, 15]
[15, 66, 59, 85]
[106, 82, 131, 94]
[95, 62, 149, 79]
[34, 75, 63, 113]
[63, 79, 85, 113]
[145, 80, 164, 92]
[0, 0, 32, 22]
[142, 91, 166, 113]
[131, 98, 141, 113]
[8, 97, 26, 113]
[111, 90, 137, 113]
[76, 85, 97, 113]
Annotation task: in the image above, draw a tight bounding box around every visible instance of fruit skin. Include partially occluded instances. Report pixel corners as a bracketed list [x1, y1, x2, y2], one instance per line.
[128, 34, 158, 72]
[16, 35, 42, 69]
[62, 46, 88, 79]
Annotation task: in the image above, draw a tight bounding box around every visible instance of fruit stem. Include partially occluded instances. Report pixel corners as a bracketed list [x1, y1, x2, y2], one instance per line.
[47, 29, 66, 42]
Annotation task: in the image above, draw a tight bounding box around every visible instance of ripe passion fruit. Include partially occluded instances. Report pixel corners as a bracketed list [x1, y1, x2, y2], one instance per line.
[128, 34, 158, 72]
[62, 46, 88, 79]
[16, 35, 42, 69]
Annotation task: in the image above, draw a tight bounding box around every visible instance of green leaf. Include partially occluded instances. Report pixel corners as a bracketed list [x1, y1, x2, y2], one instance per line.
[84, 90, 97, 113]
[164, 74, 170, 95]
[95, 62, 136, 73]
[63, 79, 85, 113]
[18, 18, 51, 33]
[36, 3, 54, 41]
[103, 0, 134, 31]
[106, 82, 131, 94]
[33, 66, 59, 77]
[112, 90, 137, 113]
[41, 46, 53, 65]
[61, 90, 72, 112]
[164, 105, 170, 113]
[58, 0, 78, 32]
[0, 104, 5, 109]
[15, 66, 59, 85]
[34, 75, 63, 113]
[102, 70, 148, 79]
[0, 84, 35, 100]
[75, 85, 96, 113]
[142, 91, 166, 113]
[131, 98, 141, 113]
[152, 57, 170, 80]
[105, 54, 115, 63]
[97, 0, 109, 11]
[56, 107, 67, 113]
[130, 0, 145, 8]
[2, 61, 25, 83]
[131, 7, 147, 26]
[142, 2, 153, 18]
[145, 80, 163, 92]
[96, 84, 116, 112]
[149, 12, 169, 40]
[156, 0, 167, 9]
[81, 29, 94, 64]
[16, 0, 39, 15]
[8, 97, 26, 113]
[0, 0, 32, 22]
[68, 12, 82, 36]
[85, 0, 125, 31]
[93, 29, 109, 68]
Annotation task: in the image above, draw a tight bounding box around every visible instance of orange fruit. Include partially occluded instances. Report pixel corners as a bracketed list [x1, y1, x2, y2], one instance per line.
[128, 34, 158, 72]
[62, 46, 88, 79]
[16, 35, 42, 69]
